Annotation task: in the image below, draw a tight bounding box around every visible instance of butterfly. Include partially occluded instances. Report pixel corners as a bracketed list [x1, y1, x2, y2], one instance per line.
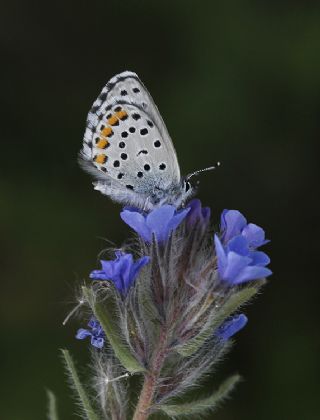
[80, 71, 216, 210]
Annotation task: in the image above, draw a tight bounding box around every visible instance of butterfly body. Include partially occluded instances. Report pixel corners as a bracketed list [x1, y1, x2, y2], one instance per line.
[80, 71, 194, 210]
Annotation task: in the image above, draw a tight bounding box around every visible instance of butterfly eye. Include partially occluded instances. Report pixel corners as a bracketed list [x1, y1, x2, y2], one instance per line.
[185, 181, 191, 192]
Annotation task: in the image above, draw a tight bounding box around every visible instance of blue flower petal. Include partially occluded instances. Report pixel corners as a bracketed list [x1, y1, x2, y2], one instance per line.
[122, 206, 140, 212]
[241, 223, 269, 247]
[250, 251, 270, 267]
[120, 210, 151, 242]
[186, 199, 201, 226]
[227, 235, 249, 256]
[202, 207, 211, 221]
[167, 207, 190, 233]
[76, 328, 91, 340]
[88, 317, 100, 329]
[214, 235, 227, 275]
[91, 336, 104, 349]
[221, 210, 247, 243]
[233, 265, 272, 284]
[117, 253, 134, 292]
[100, 259, 117, 278]
[90, 269, 109, 280]
[146, 205, 175, 242]
[223, 252, 252, 284]
[131, 256, 151, 283]
[186, 199, 211, 227]
[217, 314, 248, 340]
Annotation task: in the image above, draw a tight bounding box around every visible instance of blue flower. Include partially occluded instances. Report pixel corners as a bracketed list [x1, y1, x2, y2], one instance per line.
[76, 317, 105, 349]
[216, 314, 248, 340]
[220, 209, 269, 247]
[120, 204, 190, 243]
[90, 251, 150, 296]
[186, 199, 211, 228]
[214, 209, 272, 285]
[214, 235, 272, 284]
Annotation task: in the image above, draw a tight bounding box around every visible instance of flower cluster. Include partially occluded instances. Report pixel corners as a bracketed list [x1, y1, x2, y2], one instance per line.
[71, 199, 271, 419]
[76, 201, 271, 349]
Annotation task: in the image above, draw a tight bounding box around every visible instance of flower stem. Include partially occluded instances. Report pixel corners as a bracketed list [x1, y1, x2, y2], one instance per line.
[133, 328, 167, 420]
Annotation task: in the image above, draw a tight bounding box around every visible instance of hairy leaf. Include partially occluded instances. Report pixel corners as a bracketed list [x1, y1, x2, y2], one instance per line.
[176, 285, 261, 357]
[61, 349, 99, 420]
[82, 286, 145, 373]
[46, 389, 59, 420]
[158, 374, 240, 417]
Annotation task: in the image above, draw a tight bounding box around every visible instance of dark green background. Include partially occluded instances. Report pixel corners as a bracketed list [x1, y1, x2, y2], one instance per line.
[1, 1, 319, 419]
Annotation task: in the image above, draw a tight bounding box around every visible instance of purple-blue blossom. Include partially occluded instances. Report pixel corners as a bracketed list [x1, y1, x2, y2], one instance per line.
[186, 199, 211, 228]
[217, 314, 248, 340]
[76, 317, 105, 349]
[220, 209, 269, 247]
[90, 251, 150, 296]
[215, 209, 272, 285]
[120, 204, 190, 243]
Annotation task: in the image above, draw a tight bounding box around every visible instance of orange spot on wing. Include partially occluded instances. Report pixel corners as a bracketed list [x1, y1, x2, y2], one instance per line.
[96, 139, 109, 149]
[116, 110, 128, 120]
[107, 114, 119, 126]
[101, 126, 113, 137]
[94, 154, 107, 164]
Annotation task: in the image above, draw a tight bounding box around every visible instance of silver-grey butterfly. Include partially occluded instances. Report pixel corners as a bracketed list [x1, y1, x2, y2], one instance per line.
[80, 71, 196, 210]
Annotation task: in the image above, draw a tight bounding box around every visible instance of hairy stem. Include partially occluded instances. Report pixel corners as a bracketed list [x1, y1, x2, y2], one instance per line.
[133, 328, 167, 420]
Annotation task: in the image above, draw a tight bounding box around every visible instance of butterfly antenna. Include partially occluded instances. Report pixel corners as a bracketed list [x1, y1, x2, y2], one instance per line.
[186, 161, 221, 181]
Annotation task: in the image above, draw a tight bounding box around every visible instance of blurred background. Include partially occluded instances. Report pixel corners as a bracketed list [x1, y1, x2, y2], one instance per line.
[1, 1, 319, 419]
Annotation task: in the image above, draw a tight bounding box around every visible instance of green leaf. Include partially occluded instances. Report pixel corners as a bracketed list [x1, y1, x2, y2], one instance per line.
[82, 286, 145, 373]
[176, 286, 261, 357]
[158, 374, 241, 417]
[61, 349, 99, 420]
[46, 389, 59, 420]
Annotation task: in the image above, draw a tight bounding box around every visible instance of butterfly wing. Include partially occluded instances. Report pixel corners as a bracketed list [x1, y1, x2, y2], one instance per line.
[80, 71, 181, 206]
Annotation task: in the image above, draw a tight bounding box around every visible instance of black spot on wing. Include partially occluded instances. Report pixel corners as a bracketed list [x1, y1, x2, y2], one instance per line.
[137, 150, 148, 156]
[99, 92, 107, 101]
